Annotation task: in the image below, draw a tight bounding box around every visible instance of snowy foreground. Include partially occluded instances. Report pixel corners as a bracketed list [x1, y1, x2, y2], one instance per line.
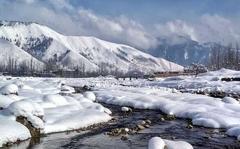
[65, 68, 240, 141]
[0, 78, 111, 147]
[1, 69, 240, 147]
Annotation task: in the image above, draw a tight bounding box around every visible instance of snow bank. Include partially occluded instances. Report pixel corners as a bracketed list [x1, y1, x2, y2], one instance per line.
[60, 85, 75, 94]
[8, 100, 44, 129]
[0, 84, 18, 95]
[148, 137, 165, 149]
[222, 97, 239, 104]
[0, 77, 112, 147]
[0, 118, 30, 147]
[83, 91, 96, 101]
[95, 86, 240, 139]
[227, 126, 240, 140]
[148, 137, 193, 149]
[0, 95, 16, 108]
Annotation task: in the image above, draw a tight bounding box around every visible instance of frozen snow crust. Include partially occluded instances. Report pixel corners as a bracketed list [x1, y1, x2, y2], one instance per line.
[0, 77, 111, 147]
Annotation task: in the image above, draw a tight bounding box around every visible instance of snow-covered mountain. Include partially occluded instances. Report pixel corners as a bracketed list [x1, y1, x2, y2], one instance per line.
[0, 38, 44, 69]
[0, 21, 183, 73]
[148, 36, 220, 66]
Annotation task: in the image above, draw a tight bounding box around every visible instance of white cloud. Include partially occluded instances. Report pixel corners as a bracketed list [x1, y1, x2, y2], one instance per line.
[0, 0, 240, 49]
[16, 0, 35, 4]
[154, 14, 240, 45]
[77, 9, 157, 49]
[0, 0, 157, 49]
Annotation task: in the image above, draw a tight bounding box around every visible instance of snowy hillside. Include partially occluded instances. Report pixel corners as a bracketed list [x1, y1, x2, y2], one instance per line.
[0, 21, 183, 73]
[0, 39, 44, 69]
[146, 36, 222, 66]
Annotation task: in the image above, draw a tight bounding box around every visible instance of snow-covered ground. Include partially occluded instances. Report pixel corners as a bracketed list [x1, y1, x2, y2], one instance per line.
[63, 68, 240, 95]
[0, 77, 111, 147]
[63, 68, 240, 140]
[1, 68, 240, 147]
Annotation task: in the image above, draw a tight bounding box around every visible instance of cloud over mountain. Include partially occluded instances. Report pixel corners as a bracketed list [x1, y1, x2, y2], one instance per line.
[1, 0, 240, 50]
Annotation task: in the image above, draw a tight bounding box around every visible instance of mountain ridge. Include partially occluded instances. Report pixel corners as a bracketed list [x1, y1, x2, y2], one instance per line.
[0, 21, 183, 73]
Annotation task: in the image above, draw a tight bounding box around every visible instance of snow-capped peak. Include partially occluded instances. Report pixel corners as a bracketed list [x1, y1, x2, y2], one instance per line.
[0, 21, 183, 73]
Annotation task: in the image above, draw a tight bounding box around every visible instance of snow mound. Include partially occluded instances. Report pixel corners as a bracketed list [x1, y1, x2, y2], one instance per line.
[83, 92, 96, 101]
[95, 86, 240, 139]
[8, 100, 44, 117]
[60, 85, 75, 94]
[0, 77, 112, 146]
[0, 84, 18, 95]
[43, 94, 69, 106]
[148, 137, 165, 149]
[0, 95, 16, 108]
[227, 126, 240, 140]
[148, 137, 193, 149]
[222, 97, 239, 104]
[0, 118, 31, 147]
[8, 100, 44, 129]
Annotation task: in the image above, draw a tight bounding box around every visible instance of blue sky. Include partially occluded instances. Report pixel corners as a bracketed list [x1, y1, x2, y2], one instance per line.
[69, 0, 240, 23]
[0, 0, 240, 49]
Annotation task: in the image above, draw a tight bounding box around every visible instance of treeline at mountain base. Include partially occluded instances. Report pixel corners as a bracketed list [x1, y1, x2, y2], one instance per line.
[1, 43, 240, 78]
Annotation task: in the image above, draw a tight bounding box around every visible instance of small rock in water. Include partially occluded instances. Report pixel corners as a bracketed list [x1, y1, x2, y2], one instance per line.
[140, 120, 146, 125]
[165, 115, 176, 121]
[145, 124, 150, 128]
[160, 117, 165, 121]
[186, 124, 193, 129]
[124, 128, 130, 133]
[121, 135, 128, 141]
[137, 124, 145, 130]
[121, 106, 132, 112]
[146, 119, 151, 124]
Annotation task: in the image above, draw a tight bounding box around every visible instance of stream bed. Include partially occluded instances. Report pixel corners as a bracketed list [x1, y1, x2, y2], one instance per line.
[8, 103, 240, 149]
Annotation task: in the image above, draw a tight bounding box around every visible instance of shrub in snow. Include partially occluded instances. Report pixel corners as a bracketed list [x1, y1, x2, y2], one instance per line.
[0, 84, 18, 95]
[83, 92, 96, 101]
[222, 97, 239, 104]
[43, 94, 69, 106]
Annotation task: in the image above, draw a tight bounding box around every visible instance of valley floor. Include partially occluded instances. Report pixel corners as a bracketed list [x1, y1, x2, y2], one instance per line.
[1, 68, 240, 148]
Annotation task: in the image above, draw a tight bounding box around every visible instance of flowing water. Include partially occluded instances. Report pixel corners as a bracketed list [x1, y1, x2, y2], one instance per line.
[9, 104, 240, 149]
